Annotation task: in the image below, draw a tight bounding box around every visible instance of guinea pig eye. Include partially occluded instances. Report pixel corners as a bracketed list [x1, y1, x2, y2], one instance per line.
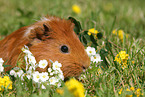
[61, 45, 69, 53]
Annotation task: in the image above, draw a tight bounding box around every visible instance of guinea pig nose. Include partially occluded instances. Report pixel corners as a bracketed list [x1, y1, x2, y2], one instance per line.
[82, 62, 90, 70]
[82, 66, 86, 70]
[82, 66, 86, 72]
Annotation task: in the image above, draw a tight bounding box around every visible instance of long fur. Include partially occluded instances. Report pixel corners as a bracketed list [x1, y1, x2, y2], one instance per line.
[0, 16, 90, 78]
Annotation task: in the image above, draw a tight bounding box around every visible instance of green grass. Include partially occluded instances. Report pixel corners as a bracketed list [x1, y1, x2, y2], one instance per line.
[0, 0, 145, 97]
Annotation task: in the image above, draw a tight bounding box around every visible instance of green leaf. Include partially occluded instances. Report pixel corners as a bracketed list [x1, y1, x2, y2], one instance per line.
[109, 16, 116, 34]
[3, 64, 11, 68]
[19, 22, 25, 28]
[97, 32, 103, 39]
[26, 11, 33, 17]
[17, 8, 24, 15]
[100, 49, 109, 68]
[105, 39, 112, 51]
[90, 34, 98, 46]
[83, 31, 88, 35]
[68, 17, 82, 35]
[100, 49, 108, 56]
[82, 35, 87, 45]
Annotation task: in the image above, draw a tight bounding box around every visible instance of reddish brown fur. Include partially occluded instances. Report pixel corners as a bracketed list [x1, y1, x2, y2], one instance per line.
[0, 16, 90, 78]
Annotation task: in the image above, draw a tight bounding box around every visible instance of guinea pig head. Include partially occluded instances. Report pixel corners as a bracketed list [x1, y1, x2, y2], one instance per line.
[25, 16, 90, 78]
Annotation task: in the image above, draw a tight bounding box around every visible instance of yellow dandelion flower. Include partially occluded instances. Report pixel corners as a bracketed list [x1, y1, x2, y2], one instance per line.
[3, 76, 10, 81]
[126, 34, 129, 38]
[118, 30, 124, 41]
[112, 29, 117, 35]
[0, 76, 12, 91]
[0, 77, 3, 91]
[130, 87, 135, 91]
[72, 4, 81, 14]
[126, 88, 131, 91]
[65, 78, 85, 97]
[112, 29, 128, 42]
[135, 88, 142, 97]
[88, 28, 99, 39]
[114, 51, 129, 69]
[125, 88, 133, 97]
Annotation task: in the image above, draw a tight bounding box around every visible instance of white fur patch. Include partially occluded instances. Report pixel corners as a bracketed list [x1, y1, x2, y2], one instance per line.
[40, 17, 50, 22]
[24, 16, 60, 36]
[40, 16, 59, 22]
[24, 26, 35, 36]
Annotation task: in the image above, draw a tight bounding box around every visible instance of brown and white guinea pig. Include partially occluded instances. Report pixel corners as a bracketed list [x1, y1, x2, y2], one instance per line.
[0, 16, 90, 78]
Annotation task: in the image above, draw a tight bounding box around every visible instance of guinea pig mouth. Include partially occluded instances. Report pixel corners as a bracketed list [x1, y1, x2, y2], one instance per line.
[64, 77, 80, 82]
[64, 77, 70, 82]
[62, 63, 85, 79]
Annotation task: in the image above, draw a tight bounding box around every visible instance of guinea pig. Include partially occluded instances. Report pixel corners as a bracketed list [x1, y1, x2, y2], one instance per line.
[0, 16, 90, 78]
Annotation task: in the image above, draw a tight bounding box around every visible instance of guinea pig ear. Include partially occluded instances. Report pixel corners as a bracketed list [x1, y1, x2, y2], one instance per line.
[68, 17, 82, 35]
[43, 24, 49, 33]
[27, 24, 52, 42]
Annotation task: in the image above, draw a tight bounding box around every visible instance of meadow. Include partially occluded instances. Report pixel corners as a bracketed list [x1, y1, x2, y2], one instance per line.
[0, 0, 145, 97]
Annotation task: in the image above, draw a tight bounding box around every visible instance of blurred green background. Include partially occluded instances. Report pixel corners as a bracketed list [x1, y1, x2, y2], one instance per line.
[0, 0, 145, 39]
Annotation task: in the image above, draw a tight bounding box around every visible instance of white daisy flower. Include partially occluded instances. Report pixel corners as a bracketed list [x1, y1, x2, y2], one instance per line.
[26, 66, 33, 74]
[28, 55, 36, 66]
[57, 68, 63, 74]
[38, 60, 48, 69]
[50, 72, 54, 76]
[0, 58, 4, 72]
[10, 70, 16, 76]
[53, 69, 63, 77]
[48, 68, 52, 72]
[49, 77, 58, 85]
[41, 84, 46, 89]
[22, 49, 32, 55]
[40, 72, 49, 82]
[10, 70, 24, 77]
[52, 61, 62, 70]
[0, 58, 4, 65]
[32, 71, 41, 83]
[21, 46, 32, 55]
[85, 46, 96, 56]
[53, 69, 60, 74]
[24, 45, 29, 49]
[91, 54, 103, 63]
[24, 56, 29, 70]
[58, 73, 64, 80]
[16, 70, 24, 77]
[0, 65, 4, 72]
[55, 75, 64, 82]
[21, 73, 26, 81]
[26, 74, 31, 80]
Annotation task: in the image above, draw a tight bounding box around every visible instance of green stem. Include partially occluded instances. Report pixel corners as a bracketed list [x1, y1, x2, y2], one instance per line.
[106, 39, 118, 70]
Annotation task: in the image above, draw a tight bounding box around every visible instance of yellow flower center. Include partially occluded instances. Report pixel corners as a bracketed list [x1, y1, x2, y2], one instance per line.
[89, 51, 92, 54]
[42, 75, 46, 78]
[50, 79, 53, 82]
[22, 48, 25, 51]
[36, 75, 40, 79]
[55, 65, 58, 68]
[94, 56, 97, 59]
[42, 63, 46, 66]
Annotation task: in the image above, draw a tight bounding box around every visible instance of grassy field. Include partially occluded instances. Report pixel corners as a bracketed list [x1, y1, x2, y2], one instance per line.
[0, 0, 145, 97]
